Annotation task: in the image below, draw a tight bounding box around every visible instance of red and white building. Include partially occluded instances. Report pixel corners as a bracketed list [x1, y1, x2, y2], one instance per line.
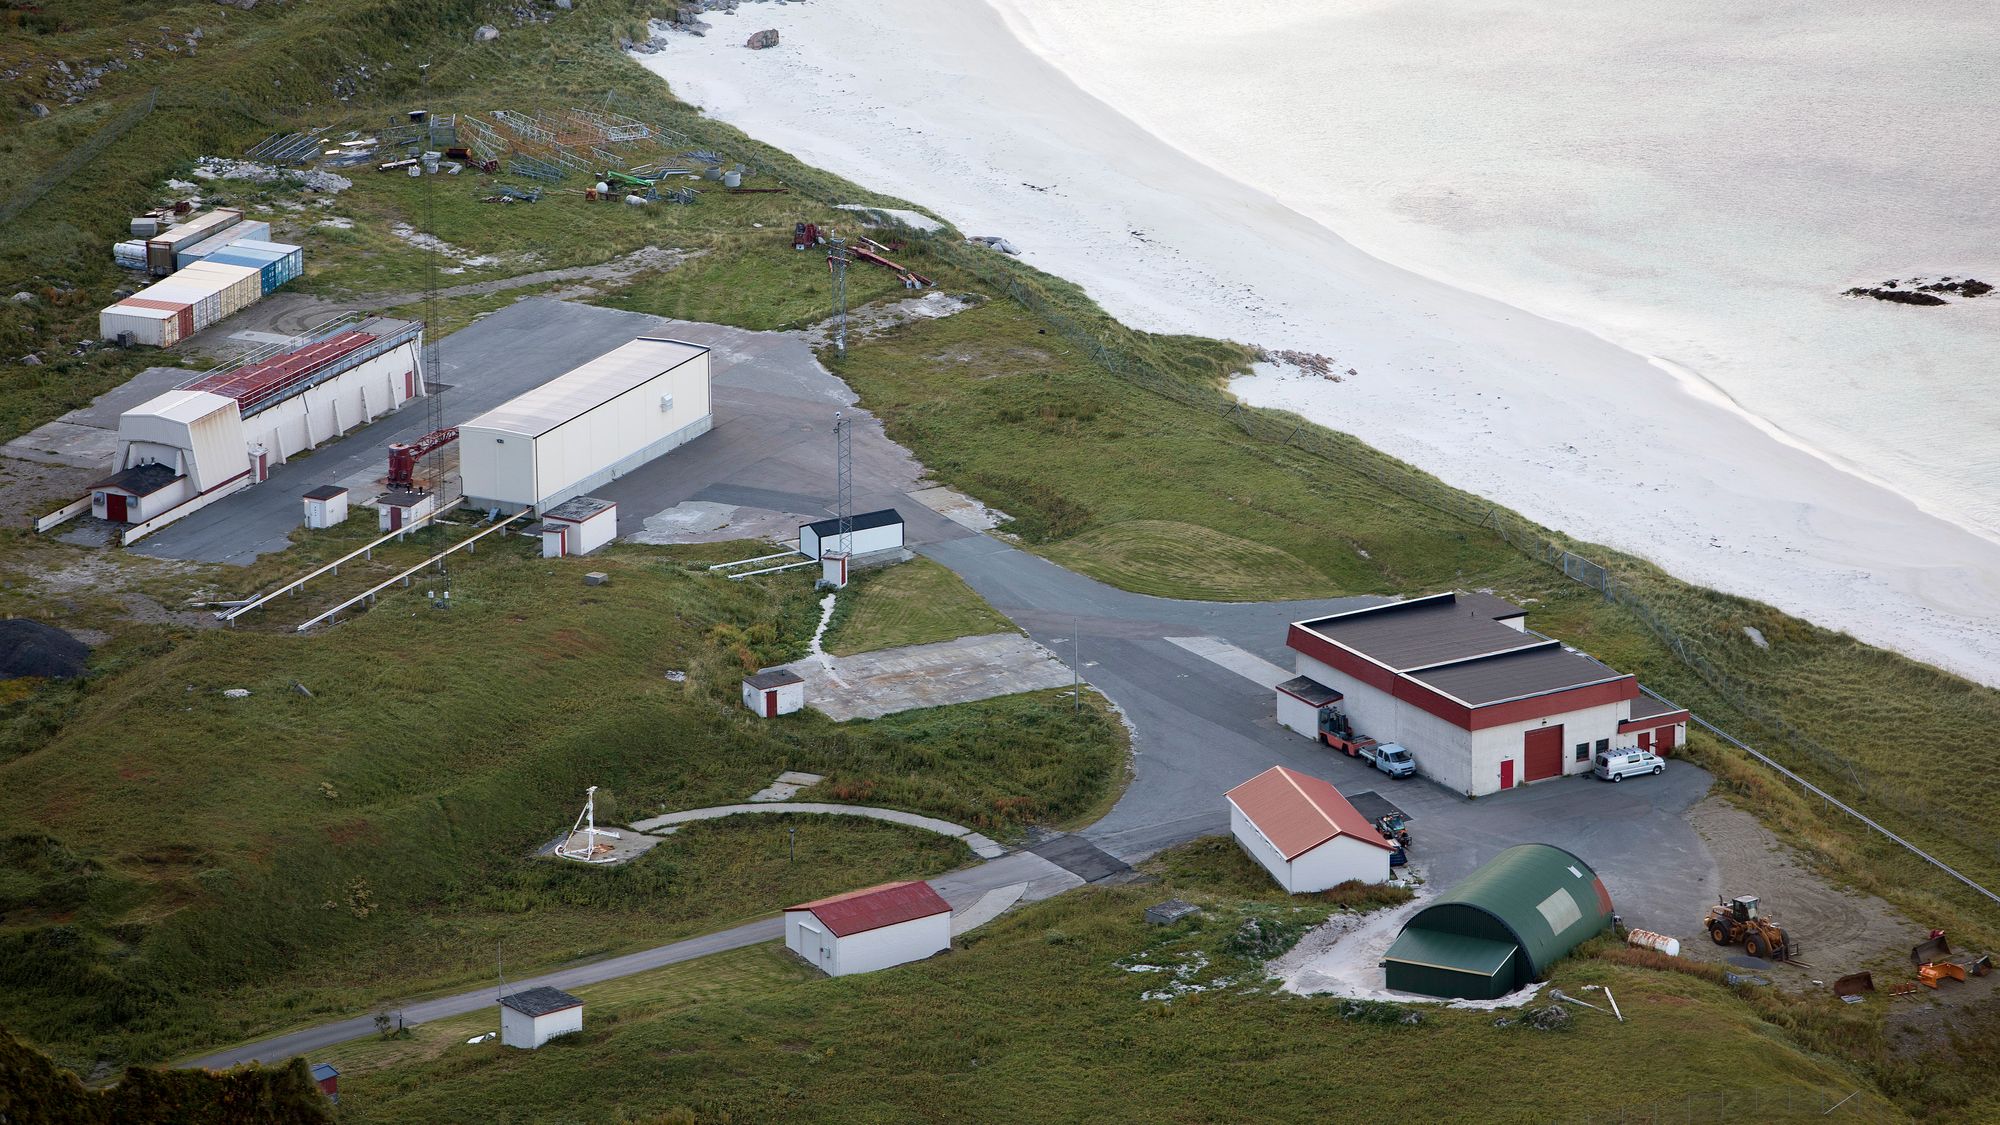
[1226, 765, 1395, 892]
[538, 496, 618, 558]
[742, 668, 805, 718]
[1280, 593, 1688, 796]
[785, 880, 952, 977]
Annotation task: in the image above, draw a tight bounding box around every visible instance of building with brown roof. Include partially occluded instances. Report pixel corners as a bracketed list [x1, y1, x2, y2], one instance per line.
[1225, 765, 1394, 892]
[1281, 593, 1688, 796]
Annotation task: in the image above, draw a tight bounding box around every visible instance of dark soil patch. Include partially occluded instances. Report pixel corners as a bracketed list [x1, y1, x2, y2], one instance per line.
[0, 618, 91, 680]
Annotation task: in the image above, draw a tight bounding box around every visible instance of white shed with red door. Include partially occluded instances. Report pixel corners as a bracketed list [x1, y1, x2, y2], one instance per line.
[1226, 765, 1395, 893]
[742, 668, 805, 718]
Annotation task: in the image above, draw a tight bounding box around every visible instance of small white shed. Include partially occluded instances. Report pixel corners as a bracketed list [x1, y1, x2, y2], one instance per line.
[539, 496, 618, 558]
[498, 985, 583, 1049]
[1225, 765, 1394, 893]
[302, 484, 349, 529]
[742, 668, 805, 718]
[785, 881, 952, 977]
[373, 487, 437, 532]
[798, 508, 905, 561]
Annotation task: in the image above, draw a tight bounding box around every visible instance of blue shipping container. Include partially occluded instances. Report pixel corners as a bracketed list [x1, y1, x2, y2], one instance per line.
[206, 248, 286, 294]
[227, 239, 304, 289]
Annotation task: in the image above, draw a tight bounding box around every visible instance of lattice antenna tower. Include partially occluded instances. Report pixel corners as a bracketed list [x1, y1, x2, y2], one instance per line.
[834, 411, 853, 557]
[419, 62, 447, 495]
[827, 235, 850, 357]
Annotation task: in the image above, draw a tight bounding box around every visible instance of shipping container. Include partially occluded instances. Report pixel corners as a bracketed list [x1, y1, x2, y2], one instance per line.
[229, 239, 305, 288]
[138, 277, 224, 332]
[143, 208, 241, 274]
[130, 216, 161, 237]
[178, 261, 263, 317]
[206, 247, 286, 294]
[100, 302, 188, 347]
[113, 240, 149, 268]
[175, 220, 272, 269]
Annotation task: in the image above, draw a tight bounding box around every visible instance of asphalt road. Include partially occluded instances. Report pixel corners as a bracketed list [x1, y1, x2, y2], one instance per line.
[168, 298, 1720, 1070]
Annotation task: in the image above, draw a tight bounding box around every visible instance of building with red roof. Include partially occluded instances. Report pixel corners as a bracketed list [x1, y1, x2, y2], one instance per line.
[1226, 765, 1394, 893]
[784, 880, 952, 977]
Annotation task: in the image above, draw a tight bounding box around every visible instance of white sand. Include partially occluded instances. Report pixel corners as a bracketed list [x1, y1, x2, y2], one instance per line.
[640, 3, 2000, 686]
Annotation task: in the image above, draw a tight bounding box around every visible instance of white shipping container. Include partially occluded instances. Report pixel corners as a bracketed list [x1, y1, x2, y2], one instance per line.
[138, 278, 224, 331]
[179, 261, 262, 316]
[151, 209, 241, 251]
[130, 216, 161, 237]
[99, 304, 184, 347]
[114, 240, 148, 267]
[176, 220, 272, 268]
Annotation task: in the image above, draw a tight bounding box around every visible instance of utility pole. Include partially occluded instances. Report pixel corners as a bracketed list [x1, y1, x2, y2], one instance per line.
[418, 62, 447, 499]
[1072, 616, 1080, 714]
[827, 235, 850, 356]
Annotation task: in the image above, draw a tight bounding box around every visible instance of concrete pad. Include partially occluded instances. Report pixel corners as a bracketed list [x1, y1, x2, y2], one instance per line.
[546, 827, 664, 865]
[951, 882, 1028, 936]
[626, 501, 804, 547]
[1, 421, 122, 470]
[783, 632, 1072, 721]
[747, 770, 825, 802]
[1164, 635, 1292, 690]
[906, 484, 1008, 532]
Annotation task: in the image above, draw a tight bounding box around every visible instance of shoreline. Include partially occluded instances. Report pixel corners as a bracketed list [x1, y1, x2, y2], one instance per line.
[638, 1, 2000, 687]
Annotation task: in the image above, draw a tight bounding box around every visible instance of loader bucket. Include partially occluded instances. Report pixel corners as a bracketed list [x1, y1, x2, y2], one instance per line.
[1832, 972, 1874, 997]
[1911, 933, 1952, 965]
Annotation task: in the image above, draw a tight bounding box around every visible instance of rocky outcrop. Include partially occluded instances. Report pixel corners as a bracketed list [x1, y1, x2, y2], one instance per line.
[747, 29, 780, 49]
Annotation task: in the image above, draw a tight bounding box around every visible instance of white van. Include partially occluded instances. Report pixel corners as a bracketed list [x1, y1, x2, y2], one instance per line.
[1593, 748, 1665, 782]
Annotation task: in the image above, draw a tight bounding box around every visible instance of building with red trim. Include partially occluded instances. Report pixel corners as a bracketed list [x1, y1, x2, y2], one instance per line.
[785, 880, 952, 977]
[1226, 765, 1394, 892]
[1280, 593, 1687, 796]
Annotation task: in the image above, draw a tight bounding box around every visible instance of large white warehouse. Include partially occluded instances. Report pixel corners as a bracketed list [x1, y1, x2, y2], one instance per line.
[90, 389, 252, 532]
[1280, 593, 1689, 797]
[457, 337, 712, 512]
[184, 318, 423, 466]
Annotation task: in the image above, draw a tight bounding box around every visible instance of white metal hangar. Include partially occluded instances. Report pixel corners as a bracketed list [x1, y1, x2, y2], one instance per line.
[1279, 592, 1688, 796]
[90, 389, 251, 530]
[457, 337, 712, 512]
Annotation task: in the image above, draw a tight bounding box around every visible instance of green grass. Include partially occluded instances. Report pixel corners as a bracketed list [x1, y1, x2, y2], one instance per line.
[0, 546, 1124, 1069]
[822, 557, 1017, 656]
[324, 838, 1906, 1124]
[1044, 520, 1339, 601]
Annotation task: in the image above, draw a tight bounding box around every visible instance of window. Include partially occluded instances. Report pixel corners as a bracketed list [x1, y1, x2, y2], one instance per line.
[1594, 738, 1610, 753]
[1574, 742, 1589, 762]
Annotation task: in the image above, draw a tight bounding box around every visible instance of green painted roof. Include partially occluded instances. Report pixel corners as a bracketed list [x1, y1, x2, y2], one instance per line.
[1414, 843, 1614, 977]
[1382, 927, 1517, 976]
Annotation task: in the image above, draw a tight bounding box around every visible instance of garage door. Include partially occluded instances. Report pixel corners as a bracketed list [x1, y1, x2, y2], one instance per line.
[1523, 725, 1564, 782]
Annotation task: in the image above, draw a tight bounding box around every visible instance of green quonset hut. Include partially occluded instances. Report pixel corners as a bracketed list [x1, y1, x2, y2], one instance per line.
[1383, 843, 1614, 1000]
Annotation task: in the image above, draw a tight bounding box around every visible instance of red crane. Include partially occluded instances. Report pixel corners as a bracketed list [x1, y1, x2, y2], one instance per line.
[386, 427, 458, 490]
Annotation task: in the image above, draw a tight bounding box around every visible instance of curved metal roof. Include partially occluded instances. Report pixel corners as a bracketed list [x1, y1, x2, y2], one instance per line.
[1406, 843, 1614, 977]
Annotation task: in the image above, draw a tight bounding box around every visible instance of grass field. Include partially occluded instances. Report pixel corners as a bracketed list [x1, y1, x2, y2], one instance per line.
[322, 838, 1907, 1124]
[0, 544, 1124, 1069]
[1044, 520, 1339, 602]
[821, 557, 1017, 656]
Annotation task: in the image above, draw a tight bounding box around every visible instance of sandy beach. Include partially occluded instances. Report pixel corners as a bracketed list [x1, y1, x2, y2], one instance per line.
[638, 1, 2000, 687]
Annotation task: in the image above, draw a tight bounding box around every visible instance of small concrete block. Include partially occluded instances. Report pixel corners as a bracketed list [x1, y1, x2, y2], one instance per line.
[1145, 899, 1199, 925]
[584, 572, 609, 586]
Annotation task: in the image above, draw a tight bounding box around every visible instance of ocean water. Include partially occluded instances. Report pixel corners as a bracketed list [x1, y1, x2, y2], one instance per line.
[995, 0, 2000, 540]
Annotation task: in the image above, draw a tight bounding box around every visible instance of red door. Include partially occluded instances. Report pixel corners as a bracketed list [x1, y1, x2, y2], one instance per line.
[1499, 759, 1515, 790]
[1637, 730, 1653, 750]
[388, 506, 403, 531]
[405, 370, 416, 398]
[105, 493, 127, 522]
[764, 690, 778, 718]
[1656, 726, 1677, 755]
[1523, 726, 1564, 782]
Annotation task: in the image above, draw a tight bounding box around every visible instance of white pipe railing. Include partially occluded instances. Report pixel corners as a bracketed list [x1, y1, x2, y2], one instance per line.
[294, 509, 531, 631]
[219, 498, 463, 625]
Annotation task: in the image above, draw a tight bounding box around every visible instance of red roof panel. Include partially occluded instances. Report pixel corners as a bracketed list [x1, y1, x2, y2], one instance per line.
[1226, 765, 1394, 860]
[787, 880, 950, 937]
[188, 331, 376, 410]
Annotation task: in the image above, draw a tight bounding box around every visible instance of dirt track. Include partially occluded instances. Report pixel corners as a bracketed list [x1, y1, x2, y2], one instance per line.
[1682, 795, 1913, 982]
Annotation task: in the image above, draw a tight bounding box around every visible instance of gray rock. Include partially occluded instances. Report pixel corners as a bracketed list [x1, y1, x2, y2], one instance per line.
[747, 28, 779, 49]
[474, 24, 500, 41]
[19, 354, 42, 366]
[30, 102, 49, 117]
[216, 0, 259, 9]
[552, 0, 571, 9]
[9, 291, 33, 303]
